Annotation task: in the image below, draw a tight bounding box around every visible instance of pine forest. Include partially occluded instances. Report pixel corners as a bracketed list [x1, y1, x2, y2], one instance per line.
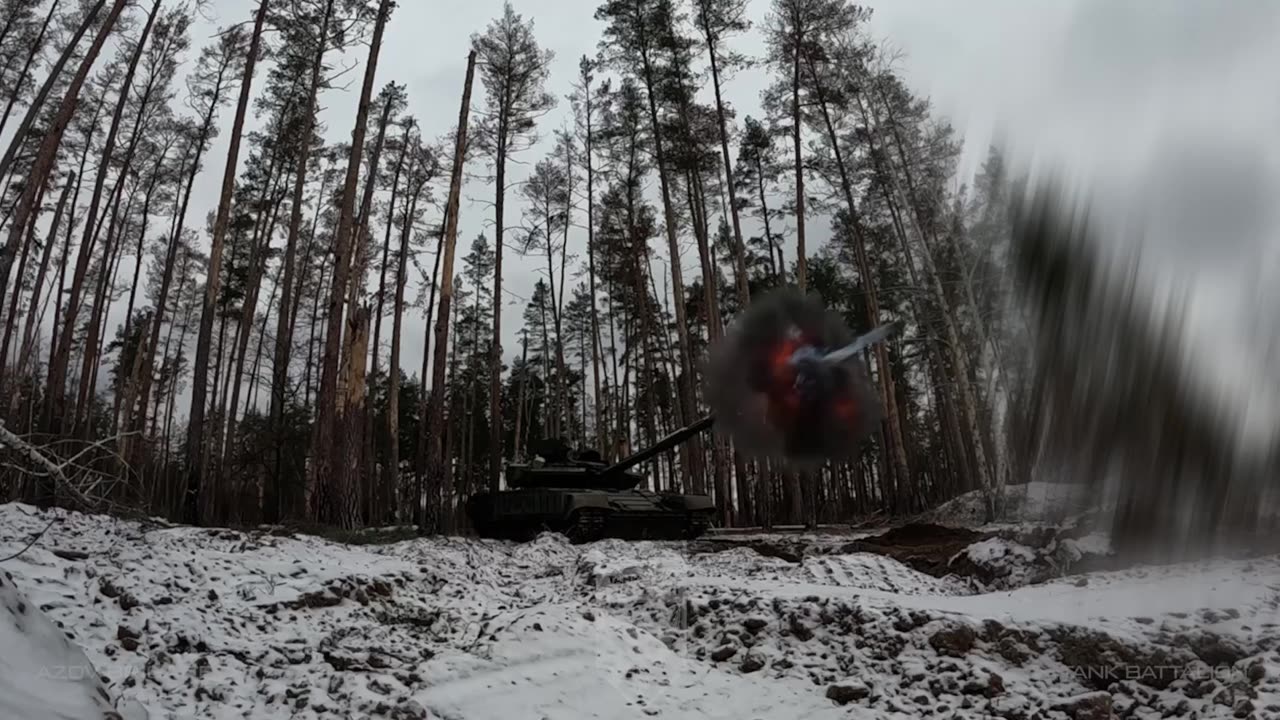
[0, 0, 1030, 533]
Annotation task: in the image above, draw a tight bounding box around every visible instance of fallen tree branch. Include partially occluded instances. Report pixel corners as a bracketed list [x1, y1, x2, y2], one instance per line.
[0, 516, 59, 563]
[0, 420, 97, 511]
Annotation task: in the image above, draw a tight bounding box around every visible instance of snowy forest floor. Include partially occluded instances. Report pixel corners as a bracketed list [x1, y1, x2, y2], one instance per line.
[2, 486, 1279, 720]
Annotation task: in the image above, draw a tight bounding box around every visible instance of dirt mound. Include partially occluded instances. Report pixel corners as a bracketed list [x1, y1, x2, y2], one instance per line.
[690, 522, 1117, 591]
[687, 537, 808, 564]
[831, 523, 991, 578]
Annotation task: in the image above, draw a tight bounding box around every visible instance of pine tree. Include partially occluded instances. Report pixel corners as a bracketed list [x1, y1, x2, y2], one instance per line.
[38, 0, 148, 436]
[423, 50, 477, 533]
[262, 0, 335, 521]
[0, 0, 60, 141]
[124, 22, 244, 487]
[471, 2, 555, 492]
[596, 0, 705, 492]
[734, 116, 786, 284]
[309, 0, 394, 529]
[385, 129, 437, 523]
[0, 0, 105, 183]
[692, 0, 751, 307]
[519, 156, 570, 438]
[184, 0, 271, 524]
[568, 56, 607, 452]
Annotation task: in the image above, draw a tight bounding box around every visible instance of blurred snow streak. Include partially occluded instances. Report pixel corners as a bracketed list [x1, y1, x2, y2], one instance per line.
[1007, 177, 1280, 561]
[954, 0, 1280, 559]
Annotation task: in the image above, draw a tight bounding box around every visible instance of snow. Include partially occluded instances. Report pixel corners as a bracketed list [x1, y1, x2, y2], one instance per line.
[0, 558, 123, 720]
[966, 537, 1039, 566]
[2, 502, 1278, 720]
[927, 481, 1097, 525]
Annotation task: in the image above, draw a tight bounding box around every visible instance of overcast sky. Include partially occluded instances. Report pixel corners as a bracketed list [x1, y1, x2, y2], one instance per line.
[161, 0, 1280, 424]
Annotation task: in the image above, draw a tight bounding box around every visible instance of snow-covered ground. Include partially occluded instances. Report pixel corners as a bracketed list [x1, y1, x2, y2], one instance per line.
[1, 500, 1278, 720]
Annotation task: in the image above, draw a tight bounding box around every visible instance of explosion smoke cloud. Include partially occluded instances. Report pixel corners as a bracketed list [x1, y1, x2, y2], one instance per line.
[705, 288, 895, 467]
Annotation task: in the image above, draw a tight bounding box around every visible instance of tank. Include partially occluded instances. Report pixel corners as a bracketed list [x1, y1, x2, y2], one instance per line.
[466, 416, 717, 543]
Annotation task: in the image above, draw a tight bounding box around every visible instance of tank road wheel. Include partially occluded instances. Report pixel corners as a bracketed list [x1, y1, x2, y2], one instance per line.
[684, 512, 713, 540]
[466, 493, 495, 538]
[566, 509, 607, 544]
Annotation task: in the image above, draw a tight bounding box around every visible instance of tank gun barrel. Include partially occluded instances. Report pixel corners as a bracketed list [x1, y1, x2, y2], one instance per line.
[597, 414, 716, 478]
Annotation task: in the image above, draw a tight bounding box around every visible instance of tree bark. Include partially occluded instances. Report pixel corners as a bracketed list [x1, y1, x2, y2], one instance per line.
[308, 0, 392, 524]
[134, 31, 239, 469]
[695, 4, 750, 307]
[14, 171, 74, 378]
[0, 178, 45, 380]
[0, 0, 104, 183]
[386, 140, 425, 526]
[0, 0, 60, 141]
[633, 12, 702, 492]
[790, 38, 806, 291]
[23, 0, 131, 432]
[184, 0, 271, 524]
[802, 49, 913, 512]
[486, 117, 509, 492]
[423, 49, 476, 533]
[345, 88, 394, 524]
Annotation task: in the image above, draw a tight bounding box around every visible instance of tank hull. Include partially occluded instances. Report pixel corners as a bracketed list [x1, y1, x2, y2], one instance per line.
[466, 488, 715, 543]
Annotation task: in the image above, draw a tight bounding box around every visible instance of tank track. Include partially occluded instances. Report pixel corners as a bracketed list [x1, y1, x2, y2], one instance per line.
[565, 509, 608, 544]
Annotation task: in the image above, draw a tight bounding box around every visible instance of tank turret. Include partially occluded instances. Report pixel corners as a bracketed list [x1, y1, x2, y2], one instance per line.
[465, 415, 717, 543]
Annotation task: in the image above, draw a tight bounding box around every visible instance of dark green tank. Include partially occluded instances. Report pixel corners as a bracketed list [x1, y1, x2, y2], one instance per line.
[466, 416, 717, 543]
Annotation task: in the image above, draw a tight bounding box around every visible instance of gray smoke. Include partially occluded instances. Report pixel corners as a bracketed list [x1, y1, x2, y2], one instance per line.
[705, 288, 886, 467]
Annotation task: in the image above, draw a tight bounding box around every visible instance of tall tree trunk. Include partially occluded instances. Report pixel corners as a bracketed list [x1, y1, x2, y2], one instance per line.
[0, 181, 45, 376]
[582, 85, 605, 453]
[790, 40, 806, 291]
[24, 0, 132, 431]
[246, 261, 282, 411]
[136, 25, 240, 461]
[802, 51, 913, 512]
[486, 125, 509, 492]
[287, 168, 332, 339]
[696, 8, 750, 306]
[113, 157, 167, 431]
[46, 139, 95, 406]
[335, 306, 369, 529]
[0, 0, 104, 183]
[414, 207, 446, 492]
[303, 254, 330, 406]
[185, 0, 269, 524]
[15, 171, 74, 376]
[0, 0, 60, 142]
[540, 196, 568, 439]
[424, 50, 476, 533]
[309, 0, 391, 525]
[752, 157, 782, 283]
[870, 84, 1000, 515]
[134, 46, 236, 464]
[222, 176, 287, 464]
[633, 18, 701, 492]
[385, 147, 423, 527]
[75, 176, 140, 433]
[511, 333, 527, 459]
[348, 90, 395, 524]
[370, 122, 410, 523]
[75, 11, 176, 430]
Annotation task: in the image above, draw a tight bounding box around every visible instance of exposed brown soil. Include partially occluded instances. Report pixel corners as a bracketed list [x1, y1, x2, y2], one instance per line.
[832, 523, 993, 578]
